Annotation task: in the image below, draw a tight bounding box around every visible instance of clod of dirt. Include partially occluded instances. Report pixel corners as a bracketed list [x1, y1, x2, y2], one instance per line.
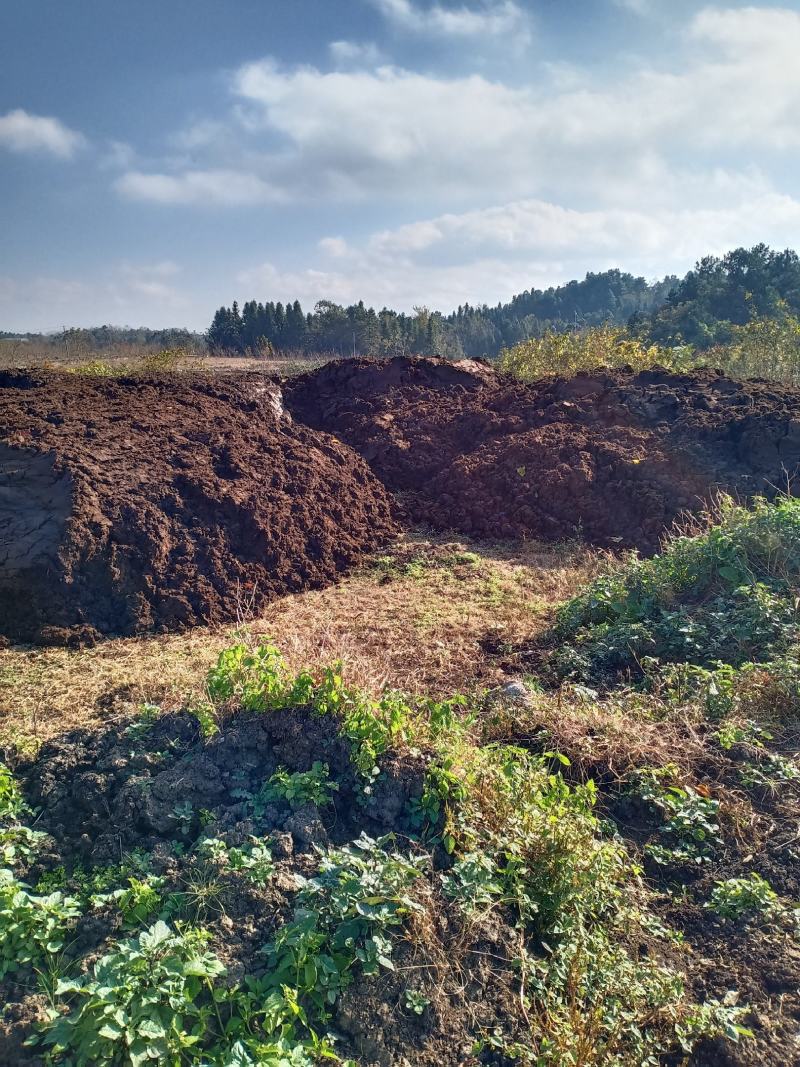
[0, 371, 396, 643]
[286, 357, 800, 552]
[20, 708, 425, 865]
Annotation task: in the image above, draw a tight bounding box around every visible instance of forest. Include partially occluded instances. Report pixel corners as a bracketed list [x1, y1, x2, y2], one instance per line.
[206, 244, 800, 357]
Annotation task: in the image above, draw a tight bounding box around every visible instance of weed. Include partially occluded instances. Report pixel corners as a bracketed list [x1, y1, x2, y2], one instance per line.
[263, 834, 425, 1016]
[38, 921, 226, 1064]
[708, 873, 781, 922]
[632, 766, 722, 865]
[125, 702, 161, 741]
[739, 751, 800, 791]
[553, 496, 800, 683]
[0, 760, 30, 821]
[92, 876, 164, 926]
[261, 762, 339, 808]
[187, 700, 219, 738]
[195, 836, 275, 887]
[403, 988, 430, 1015]
[0, 870, 81, 980]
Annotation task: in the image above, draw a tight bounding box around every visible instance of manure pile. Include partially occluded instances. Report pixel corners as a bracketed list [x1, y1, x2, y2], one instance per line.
[0, 371, 395, 644]
[3, 358, 800, 645]
[286, 357, 800, 551]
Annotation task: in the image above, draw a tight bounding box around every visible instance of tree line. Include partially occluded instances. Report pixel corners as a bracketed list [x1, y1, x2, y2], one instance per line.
[206, 268, 677, 358]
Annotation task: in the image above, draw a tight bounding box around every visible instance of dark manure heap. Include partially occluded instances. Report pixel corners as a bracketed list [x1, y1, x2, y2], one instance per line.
[0, 371, 395, 644]
[285, 357, 800, 551]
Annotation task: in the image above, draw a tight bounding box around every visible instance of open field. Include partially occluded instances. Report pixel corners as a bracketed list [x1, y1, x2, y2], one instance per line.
[0, 338, 329, 378]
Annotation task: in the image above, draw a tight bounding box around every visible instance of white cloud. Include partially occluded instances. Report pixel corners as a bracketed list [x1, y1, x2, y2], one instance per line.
[369, 0, 531, 39]
[318, 236, 350, 257]
[235, 185, 800, 314]
[329, 40, 386, 66]
[0, 108, 85, 158]
[115, 169, 283, 205]
[119, 7, 800, 210]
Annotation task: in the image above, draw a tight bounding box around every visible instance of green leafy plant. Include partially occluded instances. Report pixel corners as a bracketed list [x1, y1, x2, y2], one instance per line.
[552, 496, 800, 684]
[708, 873, 782, 922]
[195, 836, 275, 887]
[0, 761, 29, 821]
[0, 870, 81, 980]
[125, 702, 161, 741]
[39, 921, 226, 1065]
[263, 834, 425, 1016]
[261, 762, 339, 808]
[92, 876, 165, 926]
[632, 767, 722, 865]
[403, 988, 430, 1015]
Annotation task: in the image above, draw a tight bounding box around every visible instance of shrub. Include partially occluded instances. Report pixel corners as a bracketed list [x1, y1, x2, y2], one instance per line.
[553, 496, 800, 683]
[498, 325, 688, 381]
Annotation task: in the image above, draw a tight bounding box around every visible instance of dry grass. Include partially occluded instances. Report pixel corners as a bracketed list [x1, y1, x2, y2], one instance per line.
[0, 340, 329, 379]
[0, 531, 599, 750]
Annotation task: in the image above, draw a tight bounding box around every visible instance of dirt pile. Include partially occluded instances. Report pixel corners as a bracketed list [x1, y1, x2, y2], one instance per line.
[0, 371, 395, 644]
[21, 708, 423, 865]
[286, 357, 800, 550]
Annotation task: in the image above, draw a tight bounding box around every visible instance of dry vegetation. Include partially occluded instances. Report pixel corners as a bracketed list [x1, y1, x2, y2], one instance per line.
[0, 531, 598, 751]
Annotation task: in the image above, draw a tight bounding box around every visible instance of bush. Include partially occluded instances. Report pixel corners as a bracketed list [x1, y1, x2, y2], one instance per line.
[552, 496, 800, 683]
[498, 325, 690, 381]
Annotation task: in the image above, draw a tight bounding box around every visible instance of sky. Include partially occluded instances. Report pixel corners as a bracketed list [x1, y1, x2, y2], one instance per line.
[3, 0, 800, 332]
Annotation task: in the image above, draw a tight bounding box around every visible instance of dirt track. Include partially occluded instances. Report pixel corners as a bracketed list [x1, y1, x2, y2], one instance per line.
[286, 357, 800, 549]
[0, 370, 395, 644]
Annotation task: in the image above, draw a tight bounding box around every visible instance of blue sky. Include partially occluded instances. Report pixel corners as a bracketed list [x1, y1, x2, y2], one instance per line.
[3, 0, 800, 331]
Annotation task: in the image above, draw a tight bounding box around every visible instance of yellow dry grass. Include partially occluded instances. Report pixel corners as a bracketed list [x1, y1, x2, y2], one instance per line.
[0, 531, 598, 750]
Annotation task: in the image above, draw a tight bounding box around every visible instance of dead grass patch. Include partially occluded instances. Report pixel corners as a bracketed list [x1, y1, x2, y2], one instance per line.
[0, 531, 598, 750]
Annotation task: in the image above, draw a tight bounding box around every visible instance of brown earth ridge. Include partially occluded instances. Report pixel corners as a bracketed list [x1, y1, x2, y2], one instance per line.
[2, 357, 800, 644]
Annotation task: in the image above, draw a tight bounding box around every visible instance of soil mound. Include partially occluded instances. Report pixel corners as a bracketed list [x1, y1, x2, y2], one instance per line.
[0, 371, 395, 644]
[286, 357, 800, 550]
[21, 708, 423, 865]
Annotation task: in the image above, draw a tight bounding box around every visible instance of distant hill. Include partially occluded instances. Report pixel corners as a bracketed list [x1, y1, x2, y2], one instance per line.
[0, 326, 202, 349]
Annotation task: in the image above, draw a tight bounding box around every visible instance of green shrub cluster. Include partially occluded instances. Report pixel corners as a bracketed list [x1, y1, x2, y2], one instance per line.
[552, 496, 800, 683]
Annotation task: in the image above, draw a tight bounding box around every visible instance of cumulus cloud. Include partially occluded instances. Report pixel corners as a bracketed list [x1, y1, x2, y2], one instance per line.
[238, 183, 800, 314]
[368, 0, 531, 39]
[0, 108, 85, 158]
[116, 7, 800, 211]
[115, 168, 283, 205]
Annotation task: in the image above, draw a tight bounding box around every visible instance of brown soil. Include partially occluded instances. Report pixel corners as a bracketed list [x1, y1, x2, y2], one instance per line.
[0, 370, 396, 644]
[286, 357, 800, 550]
[5, 357, 800, 646]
